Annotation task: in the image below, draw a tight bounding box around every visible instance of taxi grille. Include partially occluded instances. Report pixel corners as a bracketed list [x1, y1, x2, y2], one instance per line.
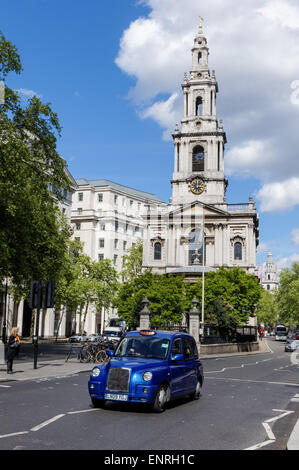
[107, 368, 130, 392]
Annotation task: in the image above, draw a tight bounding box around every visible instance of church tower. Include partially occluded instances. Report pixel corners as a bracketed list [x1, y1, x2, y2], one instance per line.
[172, 26, 227, 206]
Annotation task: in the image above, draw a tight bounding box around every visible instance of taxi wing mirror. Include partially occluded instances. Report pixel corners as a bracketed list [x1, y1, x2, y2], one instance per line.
[106, 350, 114, 357]
[171, 353, 184, 362]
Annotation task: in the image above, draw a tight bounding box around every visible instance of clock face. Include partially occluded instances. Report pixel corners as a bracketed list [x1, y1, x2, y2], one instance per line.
[190, 178, 205, 195]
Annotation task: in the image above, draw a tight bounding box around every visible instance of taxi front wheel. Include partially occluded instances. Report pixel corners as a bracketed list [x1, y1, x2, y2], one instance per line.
[152, 384, 170, 413]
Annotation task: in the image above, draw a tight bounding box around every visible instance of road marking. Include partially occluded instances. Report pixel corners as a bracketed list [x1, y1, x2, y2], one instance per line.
[205, 357, 273, 374]
[206, 376, 299, 387]
[246, 439, 275, 450]
[0, 384, 11, 388]
[0, 431, 28, 439]
[30, 414, 65, 432]
[67, 409, 98, 414]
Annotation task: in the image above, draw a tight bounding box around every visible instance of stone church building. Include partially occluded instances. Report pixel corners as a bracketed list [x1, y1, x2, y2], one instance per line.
[142, 26, 259, 277]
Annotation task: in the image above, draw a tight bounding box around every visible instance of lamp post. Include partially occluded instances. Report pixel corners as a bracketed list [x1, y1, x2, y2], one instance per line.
[189, 297, 201, 352]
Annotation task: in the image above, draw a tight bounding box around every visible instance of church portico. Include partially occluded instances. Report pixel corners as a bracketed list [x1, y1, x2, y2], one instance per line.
[142, 24, 259, 278]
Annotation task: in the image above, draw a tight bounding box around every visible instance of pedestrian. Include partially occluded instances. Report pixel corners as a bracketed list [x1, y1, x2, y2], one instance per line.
[6, 327, 20, 374]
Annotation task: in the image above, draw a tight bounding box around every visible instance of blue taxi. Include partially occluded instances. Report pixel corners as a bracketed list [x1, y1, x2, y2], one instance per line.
[88, 330, 204, 412]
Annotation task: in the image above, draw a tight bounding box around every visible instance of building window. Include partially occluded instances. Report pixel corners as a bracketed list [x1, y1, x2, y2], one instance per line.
[130, 200, 133, 207]
[154, 242, 162, 260]
[114, 195, 118, 204]
[234, 242, 242, 261]
[100, 224, 105, 231]
[98, 193, 103, 202]
[75, 222, 81, 230]
[196, 97, 203, 116]
[98, 254, 104, 262]
[114, 239, 118, 249]
[77, 207, 82, 213]
[123, 240, 127, 250]
[78, 192, 83, 201]
[115, 221, 119, 232]
[114, 255, 118, 265]
[125, 223, 129, 233]
[99, 238, 105, 248]
[192, 145, 204, 172]
[267, 285, 270, 290]
[198, 52, 202, 64]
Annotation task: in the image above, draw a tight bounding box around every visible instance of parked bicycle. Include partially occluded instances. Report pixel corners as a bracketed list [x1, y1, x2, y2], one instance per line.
[78, 337, 118, 364]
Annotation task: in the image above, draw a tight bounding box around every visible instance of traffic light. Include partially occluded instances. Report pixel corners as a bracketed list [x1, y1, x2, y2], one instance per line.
[45, 281, 56, 308]
[29, 281, 43, 309]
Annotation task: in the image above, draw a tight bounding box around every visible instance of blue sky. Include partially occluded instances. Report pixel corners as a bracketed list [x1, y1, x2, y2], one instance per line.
[2, 0, 299, 272]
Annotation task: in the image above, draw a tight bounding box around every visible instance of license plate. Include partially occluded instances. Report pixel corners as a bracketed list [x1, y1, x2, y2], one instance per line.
[105, 393, 128, 401]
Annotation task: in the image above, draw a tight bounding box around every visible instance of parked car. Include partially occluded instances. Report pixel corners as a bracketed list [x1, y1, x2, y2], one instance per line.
[88, 330, 204, 412]
[296, 330, 299, 340]
[68, 333, 88, 343]
[87, 334, 104, 342]
[285, 339, 299, 352]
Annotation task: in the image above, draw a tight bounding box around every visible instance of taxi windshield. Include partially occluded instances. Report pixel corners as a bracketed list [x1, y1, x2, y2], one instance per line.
[114, 336, 170, 360]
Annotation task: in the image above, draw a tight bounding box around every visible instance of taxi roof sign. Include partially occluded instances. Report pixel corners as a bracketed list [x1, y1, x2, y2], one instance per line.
[139, 330, 156, 336]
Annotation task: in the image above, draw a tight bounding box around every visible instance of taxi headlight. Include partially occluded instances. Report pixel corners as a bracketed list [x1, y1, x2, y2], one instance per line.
[92, 367, 100, 377]
[143, 371, 153, 381]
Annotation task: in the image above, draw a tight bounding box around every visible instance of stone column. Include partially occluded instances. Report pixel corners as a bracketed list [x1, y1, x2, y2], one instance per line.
[139, 297, 151, 331]
[189, 297, 201, 352]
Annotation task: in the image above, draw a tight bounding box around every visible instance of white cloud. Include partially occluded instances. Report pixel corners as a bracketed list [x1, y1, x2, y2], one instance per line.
[225, 139, 276, 179]
[256, 177, 299, 212]
[291, 228, 299, 245]
[276, 252, 299, 271]
[257, 0, 299, 30]
[140, 93, 181, 140]
[16, 88, 42, 99]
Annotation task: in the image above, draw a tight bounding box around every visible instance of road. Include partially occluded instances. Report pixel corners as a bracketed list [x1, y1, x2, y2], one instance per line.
[0, 338, 298, 450]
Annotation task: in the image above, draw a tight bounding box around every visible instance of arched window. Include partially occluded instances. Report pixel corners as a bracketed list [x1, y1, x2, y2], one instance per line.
[196, 97, 203, 116]
[154, 242, 162, 260]
[192, 145, 205, 172]
[198, 52, 202, 64]
[234, 242, 242, 261]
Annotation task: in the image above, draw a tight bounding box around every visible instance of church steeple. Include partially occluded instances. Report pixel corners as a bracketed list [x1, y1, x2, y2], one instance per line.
[171, 26, 227, 206]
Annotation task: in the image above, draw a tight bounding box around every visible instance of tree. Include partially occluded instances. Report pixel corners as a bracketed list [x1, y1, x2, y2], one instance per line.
[276, 262, 299, 327]
[185, 267, 262, 325]
[117, 272, 186, 329]
[0, 30, 73, 295]
[120, 239, 143, 282]
[56, 243, 119, 333]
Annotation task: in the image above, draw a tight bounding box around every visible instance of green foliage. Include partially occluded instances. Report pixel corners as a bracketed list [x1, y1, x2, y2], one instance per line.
[256, 290, 278, 328]
[185, 267, 262, 325]
[117, 272, 186, 328]
[0, 30, 73, 294]
[120, 239, 143, 282]
[276, 262, 299, 327]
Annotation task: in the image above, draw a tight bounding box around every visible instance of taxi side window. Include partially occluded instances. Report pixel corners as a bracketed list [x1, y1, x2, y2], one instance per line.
[171, 339, 182, 358]
[183, 337, 198, 359]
